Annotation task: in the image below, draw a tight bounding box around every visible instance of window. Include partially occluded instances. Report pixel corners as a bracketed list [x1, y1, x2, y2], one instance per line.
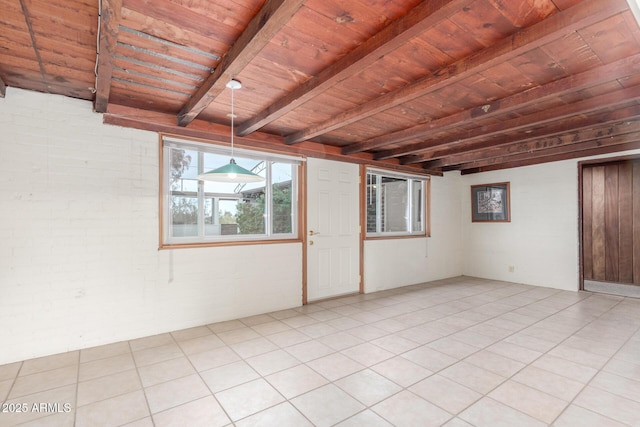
[162, 137, 302, 246]
[366, 168, 428, 237]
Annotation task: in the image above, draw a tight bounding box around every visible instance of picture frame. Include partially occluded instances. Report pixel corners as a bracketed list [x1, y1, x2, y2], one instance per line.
[471, 182, 510, 222]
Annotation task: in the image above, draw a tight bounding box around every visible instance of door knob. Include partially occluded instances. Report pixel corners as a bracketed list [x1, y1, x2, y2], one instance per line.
[309, 230, 320, 236]
[309, 240, 314, 245]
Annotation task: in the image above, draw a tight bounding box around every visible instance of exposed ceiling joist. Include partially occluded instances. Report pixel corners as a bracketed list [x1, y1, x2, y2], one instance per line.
[285, 0, 629, 147]
[358, 54, 640, 158]
[94, 0, 121, 113]
[396, 85, 640, 164]
[424, 119, 640, 169]
[176, 0, 306, 127]
[235, 0, 474, 137]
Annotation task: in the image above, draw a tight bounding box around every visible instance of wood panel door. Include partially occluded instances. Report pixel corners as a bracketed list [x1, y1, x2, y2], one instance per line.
[582, 159, 640, 291]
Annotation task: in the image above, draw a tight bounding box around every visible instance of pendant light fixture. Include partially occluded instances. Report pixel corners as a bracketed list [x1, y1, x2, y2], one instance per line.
[197, 80, 264, 183]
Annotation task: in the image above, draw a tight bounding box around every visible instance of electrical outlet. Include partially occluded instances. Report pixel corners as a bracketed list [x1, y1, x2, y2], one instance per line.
[508, 265, 515, 273]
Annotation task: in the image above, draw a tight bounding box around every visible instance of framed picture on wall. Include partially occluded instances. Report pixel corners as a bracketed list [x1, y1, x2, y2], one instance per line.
[471, 182, 510, 222]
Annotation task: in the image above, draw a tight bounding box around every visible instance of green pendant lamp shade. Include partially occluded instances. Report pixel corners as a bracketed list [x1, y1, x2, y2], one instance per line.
[199, 158, 264, 183]
[198, 80, 264, 183]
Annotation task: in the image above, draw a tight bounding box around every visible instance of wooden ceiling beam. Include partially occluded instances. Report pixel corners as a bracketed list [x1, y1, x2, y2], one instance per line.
[457, 135, 640, 174]
[94, 0, 121, 113]
[379, 84, 640, 163]
[351, 53, 640, 156]
[406, 105, 640, 165]
[176, 0, 306, 127]
[422, 119, 640, 169]
[284, 0, 628, 146]
[236, 0, 473, 137]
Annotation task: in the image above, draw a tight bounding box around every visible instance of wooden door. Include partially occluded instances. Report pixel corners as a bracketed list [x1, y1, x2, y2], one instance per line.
[582, 159, 640, 292]
[306, 158, 360, 302]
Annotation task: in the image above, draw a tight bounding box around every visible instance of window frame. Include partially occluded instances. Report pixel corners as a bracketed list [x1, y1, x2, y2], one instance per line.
[364, 167, 430, 239]
[159, 135, 304, 249]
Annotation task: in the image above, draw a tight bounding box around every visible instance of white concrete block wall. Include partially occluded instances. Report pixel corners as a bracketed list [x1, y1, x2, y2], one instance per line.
[461, 149, 640, 291]
[364, 173, 464, 292]
[0, 88, 302, 365]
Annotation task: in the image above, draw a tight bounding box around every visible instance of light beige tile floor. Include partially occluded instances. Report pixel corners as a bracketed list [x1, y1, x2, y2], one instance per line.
[1, 277, 639, 426]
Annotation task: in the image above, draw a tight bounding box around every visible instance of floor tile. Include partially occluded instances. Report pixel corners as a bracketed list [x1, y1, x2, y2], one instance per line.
[553, 404, 628, 427]
[439, 361, 506, 394]
[199, 360, 260, 393]
[170, 326, 213, 342]
[77, 369, 141, 406]
[265, 329, 311, 348]
[464, 349, 526, 377]
[371, 356, 433, 387]
[317, 331, 364, 351]
[235, 402, 313, 427]
[144, 374, 211, 414]
[531, 354, 598, 383]
[488, 380, 568, 424]
[0, 362, 21, 382]
[340, 343, 394, 366]
[589, 370, 640, 402]
[401, 345, 458, 372]
[245, 349, 300, 376]
[371, 334, 421, 354]
[573, 384, 640, 425]
[231, 336, 279, 359]
[371, 390, 452, 427]
[284, 339, 334, 362]
[79, 352, 136, 381]
[409, 374, 482, 414]
[187, 346, 240, 372]
[335, 409, 393, 426]
[75, 390, 149, 427]
[265, 364, 329, 399]
[306, 353, 365, 381]
[19, 352, 78, 377]
[132, 343, 184, 367]
[129, 333, 175, 352]
[79, 341, 130, 363]
[216, 327, 261, 345]
[250, 320, 292, 336]
[291, 384, 365, 427]
[511, 365, 584, 401]
[459, 397, 546, 427]
[215, 378, 285, 421]
[0, 384, 76, 426]
[9, 365, 77, 399]
[152, 395, 230, 427]
[137, 356, 195, 387]
[177, 334, 225, 355]
[334, 369, 402, 406]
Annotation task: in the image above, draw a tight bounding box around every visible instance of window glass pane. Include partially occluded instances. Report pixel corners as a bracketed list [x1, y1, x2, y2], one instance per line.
[169, 148, 198, 237]
[163, 138, 300, 244]
[365, 169, 427, 237]
[411, 180, 423, 232]
[366, 173, 378, 233]
[381, 176, 408, 232]
[272, 162, 294, 234]
[171, 196, 198, 237]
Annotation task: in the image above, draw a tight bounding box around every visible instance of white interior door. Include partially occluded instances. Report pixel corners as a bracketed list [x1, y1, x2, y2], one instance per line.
[306, 158, 360, 302]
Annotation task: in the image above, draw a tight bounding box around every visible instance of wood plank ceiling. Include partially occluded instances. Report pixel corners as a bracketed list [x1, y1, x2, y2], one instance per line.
[1, 0, 640, 175]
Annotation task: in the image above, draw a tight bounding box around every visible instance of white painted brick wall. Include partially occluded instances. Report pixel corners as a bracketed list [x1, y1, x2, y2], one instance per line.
[0, 88, 303, 365]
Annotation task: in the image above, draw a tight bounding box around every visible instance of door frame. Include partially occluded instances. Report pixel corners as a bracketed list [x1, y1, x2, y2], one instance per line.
[301, 160, 364, 304]
[578, 154, 640, 291]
